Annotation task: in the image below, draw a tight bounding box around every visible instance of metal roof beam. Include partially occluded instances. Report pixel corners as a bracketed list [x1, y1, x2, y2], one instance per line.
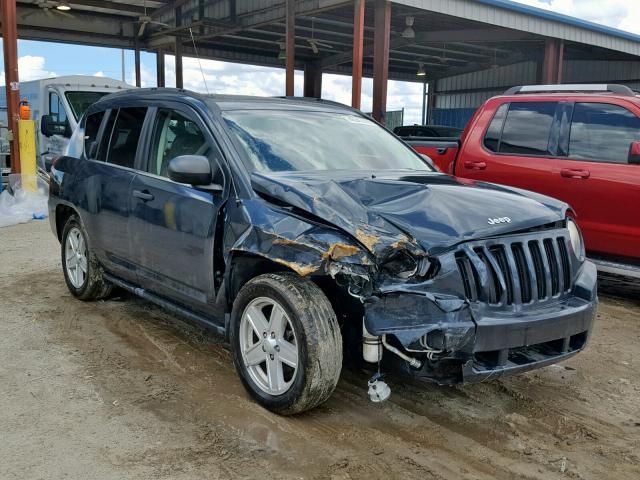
[316, 28, 532, 68]
[147, 0, 351, 48]
[61, 0, 151, 16]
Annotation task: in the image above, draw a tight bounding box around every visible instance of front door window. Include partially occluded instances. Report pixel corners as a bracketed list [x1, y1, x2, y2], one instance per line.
[148, 109, 209, 177]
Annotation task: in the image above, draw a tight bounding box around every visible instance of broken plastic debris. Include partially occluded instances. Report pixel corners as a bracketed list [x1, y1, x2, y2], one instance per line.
[0, 174, 48, 228]
[367, 373, 391, 403]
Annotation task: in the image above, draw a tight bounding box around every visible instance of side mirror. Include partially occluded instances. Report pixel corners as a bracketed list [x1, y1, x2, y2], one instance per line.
[41, 114, 69, 137]
[629, 141, 640, 165]
[420, 153, 440, 171]
[168, 155, 216, 187]
[87, 140, 99, 159]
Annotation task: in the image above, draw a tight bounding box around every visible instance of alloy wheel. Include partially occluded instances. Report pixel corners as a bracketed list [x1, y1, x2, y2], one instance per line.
[65, 227, 88, 288]
[239, 297, 299, 395]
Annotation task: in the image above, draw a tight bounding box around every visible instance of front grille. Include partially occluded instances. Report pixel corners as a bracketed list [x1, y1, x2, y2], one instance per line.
[456, 235, 573, 306]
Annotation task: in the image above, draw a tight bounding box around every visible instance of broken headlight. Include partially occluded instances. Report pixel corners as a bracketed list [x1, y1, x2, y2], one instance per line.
[327, 262, 373, 299]
[381, 250, 419, 279]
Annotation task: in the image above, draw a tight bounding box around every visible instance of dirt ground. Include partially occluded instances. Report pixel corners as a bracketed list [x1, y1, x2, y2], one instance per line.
[1, 221, 639, 480]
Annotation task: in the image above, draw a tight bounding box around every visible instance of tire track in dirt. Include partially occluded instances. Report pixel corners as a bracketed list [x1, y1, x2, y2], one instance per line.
[1, 222, 639, 479]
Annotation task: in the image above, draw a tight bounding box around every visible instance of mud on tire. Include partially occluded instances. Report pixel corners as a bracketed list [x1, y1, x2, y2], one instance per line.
[230, 272, 343, 415]
[61, 214, 113, 301]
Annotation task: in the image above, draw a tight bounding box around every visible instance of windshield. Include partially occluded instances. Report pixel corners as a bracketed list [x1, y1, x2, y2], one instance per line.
[65, 91, 111, 120]
[222, 110, 432, 173]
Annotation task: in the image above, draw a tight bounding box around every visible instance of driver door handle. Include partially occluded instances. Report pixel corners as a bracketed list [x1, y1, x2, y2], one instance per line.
[133, 189, 154, 201]
[464, 161, 487, 170]
[560, 168, 590, 179]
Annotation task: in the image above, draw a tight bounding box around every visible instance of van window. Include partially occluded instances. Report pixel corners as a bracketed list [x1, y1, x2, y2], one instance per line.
[499, 102, 557, 155]
[569, 102, 640, 164]
[49, 92, 67, 123]
[84, 111, 106, 158]
[104, 107, 147, 169]
[483, 103, 508, 152]
[65, 91, 111, 120]
[148, 109, 209, 177]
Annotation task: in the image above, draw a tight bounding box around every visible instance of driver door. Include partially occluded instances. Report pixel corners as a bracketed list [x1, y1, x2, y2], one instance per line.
[128, 105, 226, 315]
[42, 91, 71, 169]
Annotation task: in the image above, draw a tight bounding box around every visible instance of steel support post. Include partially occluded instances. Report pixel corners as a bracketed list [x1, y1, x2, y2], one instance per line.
[134, 36, 142, 87]
[351, 0, 365, 109]
[285, 0, 295, 96]
[1, 0, 21, 173]
[303, 65, 322, 98]
[175, 6, 184, 88]
[157, 49, 165, 87]
[542, 38, 565, 84]
[372, 0, 390, 124]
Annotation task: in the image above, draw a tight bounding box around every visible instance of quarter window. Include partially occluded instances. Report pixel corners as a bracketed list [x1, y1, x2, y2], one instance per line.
[49, 92, 67, 123]
[148, 109, 209, 177]
[499, 102, 557, 155]
[83, 111, 105, 159]
[569, 102, 640, 164]
[104, 107, 147, 169]
[483, 103, 508, 152]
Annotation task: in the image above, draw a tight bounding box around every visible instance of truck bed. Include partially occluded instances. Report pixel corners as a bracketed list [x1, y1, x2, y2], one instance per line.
[400, 137, 460, 173]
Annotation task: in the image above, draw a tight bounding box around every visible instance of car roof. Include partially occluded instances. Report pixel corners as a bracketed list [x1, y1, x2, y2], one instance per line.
[92, 87, 360, 114]
[492, 92, 640, 105]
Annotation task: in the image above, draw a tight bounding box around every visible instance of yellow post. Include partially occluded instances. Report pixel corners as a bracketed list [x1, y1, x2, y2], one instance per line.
[18, 119, 37, 192]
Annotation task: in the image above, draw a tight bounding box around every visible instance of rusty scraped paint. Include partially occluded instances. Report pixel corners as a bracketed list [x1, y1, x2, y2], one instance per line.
[272, 258, 320, 277]
[325, 242, 360, 260]
[272, 237, 299, 246]
[355, 228, 380, 252]
[390, 234, 416, 250]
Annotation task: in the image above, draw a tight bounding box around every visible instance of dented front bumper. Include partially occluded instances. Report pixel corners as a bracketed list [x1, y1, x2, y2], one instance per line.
[364, 258, 598, 385]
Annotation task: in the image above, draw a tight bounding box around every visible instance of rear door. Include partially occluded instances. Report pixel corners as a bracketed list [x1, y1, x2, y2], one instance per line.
[82, 106, 148, 282]
[128, 105, 227, 313]
[458, 101, 568, 202]
[560, 101, 640, 259]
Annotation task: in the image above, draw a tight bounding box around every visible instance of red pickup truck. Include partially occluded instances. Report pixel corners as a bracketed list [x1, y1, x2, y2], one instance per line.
[401, 84, 640, 277]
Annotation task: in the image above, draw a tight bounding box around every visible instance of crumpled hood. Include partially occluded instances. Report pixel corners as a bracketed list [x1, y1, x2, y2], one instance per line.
[251, 170, 568, 258]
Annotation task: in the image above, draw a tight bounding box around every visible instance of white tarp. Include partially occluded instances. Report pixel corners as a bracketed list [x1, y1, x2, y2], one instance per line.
[0, 174, 48, 228]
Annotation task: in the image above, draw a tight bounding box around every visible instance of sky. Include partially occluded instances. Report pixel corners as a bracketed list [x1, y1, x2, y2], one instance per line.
[0, 0, 638, 125]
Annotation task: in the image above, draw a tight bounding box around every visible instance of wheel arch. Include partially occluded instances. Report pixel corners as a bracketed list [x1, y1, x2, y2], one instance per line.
[225, 252, 362, 328]
[55, 204, 79, 241]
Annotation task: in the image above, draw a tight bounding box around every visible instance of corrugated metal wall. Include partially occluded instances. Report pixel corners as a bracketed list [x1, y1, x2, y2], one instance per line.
[432, 59, 640, 128]
[393, 0, 640, 57]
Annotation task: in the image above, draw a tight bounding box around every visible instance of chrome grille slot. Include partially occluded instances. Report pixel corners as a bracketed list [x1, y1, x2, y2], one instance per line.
[474, 247, 502, 304]
[512, 243, 532, 304]
[456, 233, 574, 307]
[557, 238, 571, 292]
[489, 245, 513, 304]
[544, 238, 561, 296]
[528, 240, 546, 300]
[456, 254, 477, 302]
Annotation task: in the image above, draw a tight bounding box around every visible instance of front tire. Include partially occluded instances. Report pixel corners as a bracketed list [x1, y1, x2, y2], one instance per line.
[61, 214, 112, 301]
[230, 273, 342, 415]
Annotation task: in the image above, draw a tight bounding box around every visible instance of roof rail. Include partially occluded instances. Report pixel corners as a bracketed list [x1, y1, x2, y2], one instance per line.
[504, 84, 636, 97]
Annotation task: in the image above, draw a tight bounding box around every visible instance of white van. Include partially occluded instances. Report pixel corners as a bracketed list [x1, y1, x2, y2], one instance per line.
[1, 75, 133, 186]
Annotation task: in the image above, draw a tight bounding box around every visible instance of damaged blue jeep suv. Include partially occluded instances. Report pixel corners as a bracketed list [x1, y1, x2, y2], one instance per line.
[49, 89, 597, 414]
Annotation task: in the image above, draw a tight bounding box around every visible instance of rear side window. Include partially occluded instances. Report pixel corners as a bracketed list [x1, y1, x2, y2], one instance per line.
[104, 107, 147, 169]
[84, 111, 105, 158]
[499, 102, 557, 155]
[483, 103, 508, 152]
[569, 102, 640, 164]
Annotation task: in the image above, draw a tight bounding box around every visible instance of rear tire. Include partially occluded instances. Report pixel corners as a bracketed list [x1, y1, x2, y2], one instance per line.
[230, 272, 342, 415]
[61, 214, 112, 301]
